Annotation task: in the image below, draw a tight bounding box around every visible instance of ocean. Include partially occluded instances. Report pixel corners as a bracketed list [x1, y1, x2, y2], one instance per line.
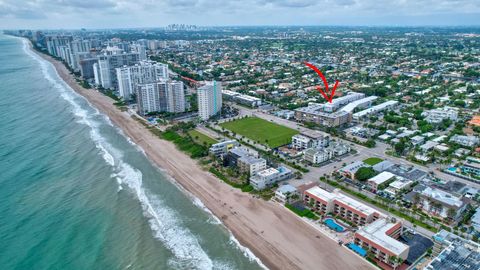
[0, 34, 264, 270]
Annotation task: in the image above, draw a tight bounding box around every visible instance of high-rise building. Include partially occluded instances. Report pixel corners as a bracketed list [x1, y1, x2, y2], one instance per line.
[167, 81, 185, 113]
[116, 61, 169, 100]
[96, 52, 140, 89]
[137, 81, 168, 114]
[197, 81, 222, 120]
[136, 80, 185, 115]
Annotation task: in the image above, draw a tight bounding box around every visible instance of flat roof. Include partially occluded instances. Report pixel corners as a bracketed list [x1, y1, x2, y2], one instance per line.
[340, 96, 378, 113]
[305, 187, 380, 216]
[368, 171, 396, 185]
[357, 219, 409, 256]
[421, 186, 464, 208]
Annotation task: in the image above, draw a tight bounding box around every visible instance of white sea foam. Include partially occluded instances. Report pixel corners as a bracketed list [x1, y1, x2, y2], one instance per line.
[23, 38, 215, 270]
[229, 235, 268, 270]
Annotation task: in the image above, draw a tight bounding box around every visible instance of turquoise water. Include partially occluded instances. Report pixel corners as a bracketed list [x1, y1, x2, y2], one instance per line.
[0, 34, 264, 270]
[324, 218, 345, 232]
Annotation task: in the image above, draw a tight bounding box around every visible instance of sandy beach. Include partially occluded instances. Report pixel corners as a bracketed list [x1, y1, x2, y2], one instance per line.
[33, 46, 374, 270]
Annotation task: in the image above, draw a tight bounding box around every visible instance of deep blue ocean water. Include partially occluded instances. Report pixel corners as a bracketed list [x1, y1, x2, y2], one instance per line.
[0, 34, 263, 270]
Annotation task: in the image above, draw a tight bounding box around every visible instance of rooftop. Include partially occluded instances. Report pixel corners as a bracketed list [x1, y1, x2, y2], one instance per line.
[356, 219, 409, 256]
[368, 171, 396, 185]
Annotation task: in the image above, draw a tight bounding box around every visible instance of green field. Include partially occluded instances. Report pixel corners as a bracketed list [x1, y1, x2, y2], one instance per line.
[187, 130, 217, 146]
[220, 117, 299, 148]
[363, 157, 383, 166]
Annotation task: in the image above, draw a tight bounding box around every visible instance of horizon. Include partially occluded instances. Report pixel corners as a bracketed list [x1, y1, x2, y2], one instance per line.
[4, 24, 480, 31]
[1, 0, 480, 29]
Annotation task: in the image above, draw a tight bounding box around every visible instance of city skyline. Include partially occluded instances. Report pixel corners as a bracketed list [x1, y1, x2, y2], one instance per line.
[1, 0, 480, 29]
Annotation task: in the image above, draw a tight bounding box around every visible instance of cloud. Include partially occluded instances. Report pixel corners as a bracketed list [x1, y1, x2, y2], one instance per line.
[0, 0, 479, 28]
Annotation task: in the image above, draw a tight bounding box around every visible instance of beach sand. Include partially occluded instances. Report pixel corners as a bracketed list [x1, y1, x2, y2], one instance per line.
[34, 48, 375, 270]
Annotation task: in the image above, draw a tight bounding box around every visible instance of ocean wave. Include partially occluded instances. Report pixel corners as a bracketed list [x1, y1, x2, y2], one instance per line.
[22, 38, 215, 270]
[229, 235, 268, 270]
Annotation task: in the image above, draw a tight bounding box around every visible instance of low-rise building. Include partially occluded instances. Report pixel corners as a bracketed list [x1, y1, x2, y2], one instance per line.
[291, 131, 329, 150]
[250, 166, 293, 190]
[422, 106, 458, 124]
[339, 161, 369, 180]
[304, 186, 384, 226]
[367, 171, 396, 193]
[354, 219, 409, 268]
[384, 178, 413, 196]
[353, 100, 398, 120]
[294, 106, 351, 127]
[275, 184, 298, 204]
[222, 90, 262, 107]
[209, 140, 239, 157]
[450, 135, 480, 147]
[238, 156, 267, 176]
[427, 230, 480, 270]
[303, 148, 334, 164]
[411, 185, 467, 220]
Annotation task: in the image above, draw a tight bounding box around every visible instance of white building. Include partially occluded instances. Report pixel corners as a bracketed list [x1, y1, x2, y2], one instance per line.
[353, 100, 399, 120]
[137, 82, 167, 114]
[422, 107, 458, 124]
[198, 81, 222, 120]
[355, 219, 409, 268]
[292, 131, 329, 150]
[238, 156, 267, 176]
[250, 166, 293, 190]
[116, 61, 169, 100]
[449, 135, 480, 147]
[303, 148, 334, 164]
[367, 171, 396, 193]
[275, 184, 298, 204]
[136, 80, 185, 115]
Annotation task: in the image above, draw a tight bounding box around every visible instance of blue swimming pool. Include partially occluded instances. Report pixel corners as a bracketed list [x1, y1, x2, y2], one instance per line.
[447, 167, 457, 172]
[347, 243, 367, 257]
[324, 218, 345, 232]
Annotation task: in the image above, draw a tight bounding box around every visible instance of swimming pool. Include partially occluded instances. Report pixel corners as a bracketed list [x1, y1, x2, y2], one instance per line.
[324, 218, 345, 232]
[347, 243, 367, 257]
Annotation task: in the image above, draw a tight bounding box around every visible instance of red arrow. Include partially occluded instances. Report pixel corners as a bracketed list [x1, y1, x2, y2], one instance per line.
[304, 61, 340, 103]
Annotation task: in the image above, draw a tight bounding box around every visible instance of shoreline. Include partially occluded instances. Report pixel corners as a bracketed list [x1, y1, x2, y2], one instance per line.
[28, 40, 374, 270]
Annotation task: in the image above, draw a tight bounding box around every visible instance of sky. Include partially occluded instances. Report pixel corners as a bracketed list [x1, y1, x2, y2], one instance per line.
[1, 0, 480, 29]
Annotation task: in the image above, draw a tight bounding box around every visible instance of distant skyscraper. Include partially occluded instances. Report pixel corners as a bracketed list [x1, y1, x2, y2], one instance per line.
[197, 81, 222, 120]
[116, 61, 169, 100]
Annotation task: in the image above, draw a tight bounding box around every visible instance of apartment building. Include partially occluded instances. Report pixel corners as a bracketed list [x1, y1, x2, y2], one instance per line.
[198, 81, 222, 120]
[208, 140, 239, 158]
[354, 219, 409, 268]
[116, 61, 168, 100]
[136, 80, 185, 114]
[303, 148, 334, 164]
[238, 156, 267, 176]
[422, 106, 458, 124]
[250, 166, 293, 190]
[291, 131, 330, 150]
[303, 186, 383, 226]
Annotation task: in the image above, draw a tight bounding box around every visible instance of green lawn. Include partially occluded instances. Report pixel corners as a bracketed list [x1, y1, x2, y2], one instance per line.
[363, 157, 384, 166]
[187, 130, 217, 146]
[220, 117, 299, 148]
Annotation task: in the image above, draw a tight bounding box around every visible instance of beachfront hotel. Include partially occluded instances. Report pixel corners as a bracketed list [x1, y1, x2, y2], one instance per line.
[303, 186, 383, 226]
[197, 81, 222, 120]
[354, 219, 409, 268]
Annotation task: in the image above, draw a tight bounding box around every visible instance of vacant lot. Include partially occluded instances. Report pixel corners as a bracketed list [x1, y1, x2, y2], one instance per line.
[363, 157, 383, 166]
[220, 117, 299, 148]
[188, 129, 217, 146]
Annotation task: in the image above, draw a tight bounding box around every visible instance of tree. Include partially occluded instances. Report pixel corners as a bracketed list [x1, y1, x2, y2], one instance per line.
[355, 167, 376, 182]
[394, 141, 406, 155]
